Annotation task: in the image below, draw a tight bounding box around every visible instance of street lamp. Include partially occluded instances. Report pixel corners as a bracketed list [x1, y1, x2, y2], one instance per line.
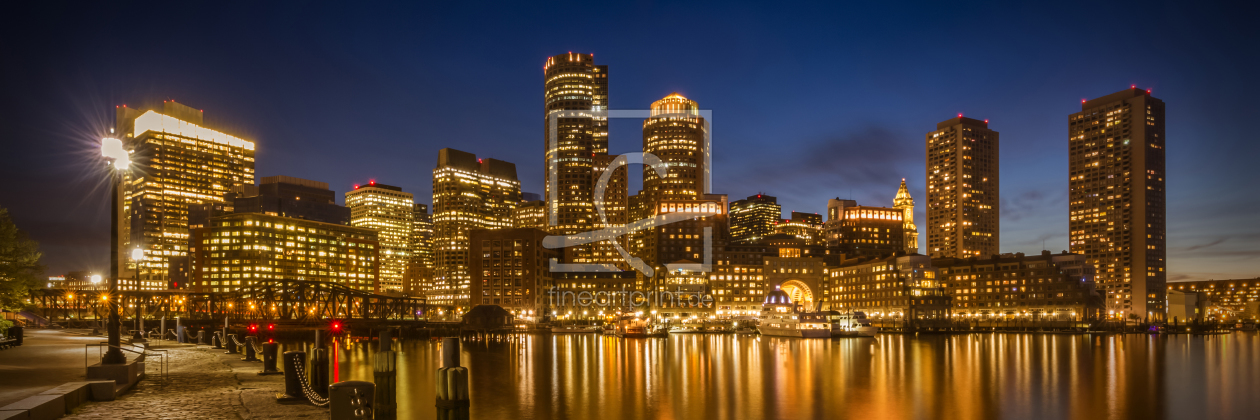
[100, 136, 130, 365]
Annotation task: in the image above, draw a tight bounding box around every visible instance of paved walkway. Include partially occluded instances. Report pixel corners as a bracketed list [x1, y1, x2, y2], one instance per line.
[4, 329, 328, 419]
[0, 329, 105, 406]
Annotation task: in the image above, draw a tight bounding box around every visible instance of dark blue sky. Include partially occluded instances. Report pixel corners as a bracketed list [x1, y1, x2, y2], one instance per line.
[2, 1, 1257, 281]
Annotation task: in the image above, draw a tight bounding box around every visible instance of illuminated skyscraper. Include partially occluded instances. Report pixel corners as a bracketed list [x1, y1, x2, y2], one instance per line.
[926, 116, 999, 258]
[642, 93, 707, 203]
[543, 52, 598, 236]
[432, 148, 520, 308]
[1069, 87, 1166, 320]
[345, 181, 413, 293]
[542, 53, 627, 267]
[894, 179, 919, 254]
[730, 194, 781, 243]
[114, 101, 255, 291]
[402, 202, 434, 297]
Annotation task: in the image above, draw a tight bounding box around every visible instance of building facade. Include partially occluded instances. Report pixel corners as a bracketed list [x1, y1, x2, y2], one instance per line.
[826, 254, 951, 321]
[774, 212, 823, 246]
[432, 148, 521, 308]
[114, 101, 255, 291]
[926, 116, 999, 258]
[468, 228, 558, 315]
[230, 176, 350, 225]
[933, 251, 1100, 319]
[190, 213, 379, 293]
[825, 204, 905, 258]
[1168, 279, 1260, 315]
[729, 194, 781, 243]
[345, 182, 413, 293]
[1069, 88, 1167, 320]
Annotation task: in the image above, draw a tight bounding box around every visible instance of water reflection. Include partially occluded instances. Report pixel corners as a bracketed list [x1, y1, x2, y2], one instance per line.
[281, 332, 1260, 420]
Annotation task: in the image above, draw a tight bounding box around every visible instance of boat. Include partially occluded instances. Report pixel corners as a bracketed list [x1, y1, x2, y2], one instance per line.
[668, 325, 703, 334]
[1237, 320, 1257, 331]
[826, 311, 879, 337]
[756, 287, 832, 338]
[551, 325, 600, 333]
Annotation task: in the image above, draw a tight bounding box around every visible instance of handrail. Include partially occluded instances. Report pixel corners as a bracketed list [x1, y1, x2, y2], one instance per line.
[84, 343, 168, 385]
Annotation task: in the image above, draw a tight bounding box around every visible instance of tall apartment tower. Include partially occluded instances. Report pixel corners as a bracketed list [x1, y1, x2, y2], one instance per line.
[926, 116, 999, 258]
[642, 93, 707, 203]
[1069, 87, 1166, 320]
[411, 203, 433, 267]
[543, 52, 599, 235]
[345, 181, 413, 293]
[114, 101, 255, 291]
[730, 194, 781, 243]
[894, 179, 919, 254]
[432, 148, 520, 308]
[405, 203, 434, 297]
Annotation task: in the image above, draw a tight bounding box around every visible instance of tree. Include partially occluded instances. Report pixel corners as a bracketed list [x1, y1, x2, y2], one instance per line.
[0, 207, 43, 310]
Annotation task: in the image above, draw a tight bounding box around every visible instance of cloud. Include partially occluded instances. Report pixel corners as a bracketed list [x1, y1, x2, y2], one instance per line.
[719, 124, 918, 202]
[1001, 189, 1065, 222]
[1184, 238, 1226, 251]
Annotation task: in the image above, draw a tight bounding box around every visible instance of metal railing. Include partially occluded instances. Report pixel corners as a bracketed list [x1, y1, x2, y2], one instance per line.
[84, 342, 169, 384]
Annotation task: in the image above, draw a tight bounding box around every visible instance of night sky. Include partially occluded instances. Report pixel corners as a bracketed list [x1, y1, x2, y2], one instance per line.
[2, 2, 1257, 281]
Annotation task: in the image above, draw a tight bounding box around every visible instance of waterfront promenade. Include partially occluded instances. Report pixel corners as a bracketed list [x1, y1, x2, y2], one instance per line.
[1, 329, 328, 419]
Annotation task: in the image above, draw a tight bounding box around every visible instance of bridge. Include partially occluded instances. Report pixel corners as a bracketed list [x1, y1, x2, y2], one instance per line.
[29, 280, 429, 325]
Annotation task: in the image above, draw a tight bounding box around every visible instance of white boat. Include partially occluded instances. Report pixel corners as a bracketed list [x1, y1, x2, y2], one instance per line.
[757, 287, 832, 338]
[826, 311, 879, 337]
[551, 325, 600, 333]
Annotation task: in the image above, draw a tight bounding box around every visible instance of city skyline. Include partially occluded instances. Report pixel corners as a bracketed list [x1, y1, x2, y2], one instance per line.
[2, 2, 1258, 284]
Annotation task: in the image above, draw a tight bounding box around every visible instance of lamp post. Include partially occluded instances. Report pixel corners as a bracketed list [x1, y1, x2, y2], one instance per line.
[101, 136, 130, 365]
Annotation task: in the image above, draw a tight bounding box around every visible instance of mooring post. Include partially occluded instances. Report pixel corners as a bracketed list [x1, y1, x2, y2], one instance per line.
[374, 329, 398, 419]
[260, 340, 281, 375]
[312, 329, 329, 397]
[225, 333, 239, 354]
[175, 318, 183, 343]
[329, 381, 374, 419]
[436, 336, 469, 410]
[278, 350, 306, 400]
[243, 336, 260, 362]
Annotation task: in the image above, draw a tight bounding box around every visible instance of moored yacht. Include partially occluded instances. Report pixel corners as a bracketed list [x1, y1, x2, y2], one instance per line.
[825, 311, 879, 337]
[757, 287, 832, 338]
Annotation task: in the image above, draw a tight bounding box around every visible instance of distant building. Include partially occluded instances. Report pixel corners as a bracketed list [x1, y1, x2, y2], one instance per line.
[468, 228, 557, 315]
[826, 254, 951, 321]
[926, 116, 999, 258]
[520, 192, 542, 202]
[231, 176, 350, 225]
[1167, 289, 1209, 323]
[345, 181, 414, 293]
[773, 212, 823, 246]
[893, 179, 919, 254]
[1167, 279, 1260, 315]
[933, 251, 1100, 319]
[512, 200, 546, 230]
[549, 271, 638, 321]
[404, 203, 434, 297]
[114, 101, 255, 291]
[1070, 88, 1167, 320]
[824, 202, 905, 258]
[709, 243, 771, 318]
[190, 213, 379, 293]
[729, 194, 780, 243]
[432, 148, 520, 308]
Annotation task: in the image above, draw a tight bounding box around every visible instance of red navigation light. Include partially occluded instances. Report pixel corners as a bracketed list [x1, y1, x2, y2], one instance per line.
[354, 184, 360, 189]
[268, 338, 274, 344]
[248, 324, 258, 333]
[369, 179, 375, 185]
[1081, 99, 1087, 103]
[1146, 89, 1151, 93]
[984, 119, 989, 124]
[331, 321, 342, 332]
[267, 324, 275, 331]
